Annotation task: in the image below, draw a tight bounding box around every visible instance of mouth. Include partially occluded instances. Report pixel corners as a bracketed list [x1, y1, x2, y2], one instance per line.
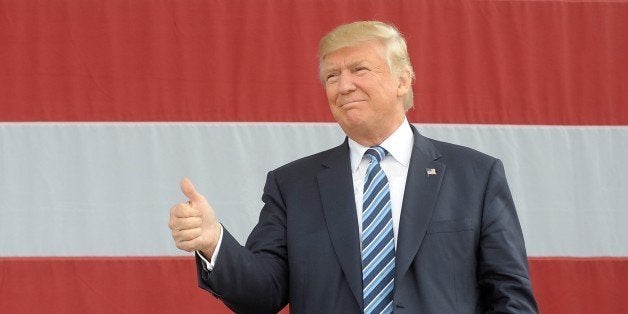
[340, 99, 366, 107]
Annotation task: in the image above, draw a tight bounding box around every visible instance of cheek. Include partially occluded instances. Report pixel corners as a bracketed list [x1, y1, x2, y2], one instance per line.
[325, 87, 336, 104]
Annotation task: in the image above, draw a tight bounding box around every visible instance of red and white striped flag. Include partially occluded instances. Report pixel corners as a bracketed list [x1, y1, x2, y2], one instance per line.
[1, 1, 627, 313]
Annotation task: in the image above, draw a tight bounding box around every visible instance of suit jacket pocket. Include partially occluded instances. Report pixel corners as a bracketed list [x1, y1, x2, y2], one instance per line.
[426, 219, 474, 234]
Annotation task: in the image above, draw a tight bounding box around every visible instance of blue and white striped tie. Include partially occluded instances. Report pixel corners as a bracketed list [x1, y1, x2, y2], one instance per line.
[361, 146, 395, 314]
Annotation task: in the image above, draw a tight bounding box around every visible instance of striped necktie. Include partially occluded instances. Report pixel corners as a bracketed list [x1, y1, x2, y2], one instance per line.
[361, 146, 395, 313]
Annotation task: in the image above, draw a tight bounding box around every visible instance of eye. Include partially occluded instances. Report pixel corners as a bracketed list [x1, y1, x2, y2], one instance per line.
[325, 73, 339, 83]
[355, 66, 369, 74]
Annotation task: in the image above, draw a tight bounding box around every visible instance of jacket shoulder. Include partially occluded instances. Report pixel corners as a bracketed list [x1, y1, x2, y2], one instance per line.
[272, 142, 345, 175]
[426, 136, 498, 168]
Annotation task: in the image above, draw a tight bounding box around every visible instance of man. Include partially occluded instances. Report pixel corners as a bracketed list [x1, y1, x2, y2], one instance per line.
[169, 21, 538, 313]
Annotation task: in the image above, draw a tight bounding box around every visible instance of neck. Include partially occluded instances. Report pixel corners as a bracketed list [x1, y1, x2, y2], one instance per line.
[349, 115, 406, 147]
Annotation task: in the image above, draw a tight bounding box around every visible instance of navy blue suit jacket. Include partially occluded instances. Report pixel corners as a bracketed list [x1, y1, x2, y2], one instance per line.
[196, 124, 538, 313]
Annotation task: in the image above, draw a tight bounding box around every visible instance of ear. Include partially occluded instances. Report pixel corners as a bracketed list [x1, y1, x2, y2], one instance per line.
[396, 70, 412, 97]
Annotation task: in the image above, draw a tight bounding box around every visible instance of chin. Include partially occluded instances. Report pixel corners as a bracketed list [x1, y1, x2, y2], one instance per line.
[342, 112, 366, 126]
[339, 117, 372, 135]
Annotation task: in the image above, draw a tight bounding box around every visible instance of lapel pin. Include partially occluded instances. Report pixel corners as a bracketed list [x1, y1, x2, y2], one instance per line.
[426, 168, 437, 176]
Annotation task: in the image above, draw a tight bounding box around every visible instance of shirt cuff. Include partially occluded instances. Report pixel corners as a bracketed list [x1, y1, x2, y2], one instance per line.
[196, 224, 224, 271]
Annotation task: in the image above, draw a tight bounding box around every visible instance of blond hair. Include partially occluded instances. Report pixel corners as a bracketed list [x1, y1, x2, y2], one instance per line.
[318, 21, 415, 110]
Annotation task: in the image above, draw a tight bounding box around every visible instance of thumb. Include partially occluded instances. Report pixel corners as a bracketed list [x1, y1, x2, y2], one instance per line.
[180, 177, 204, 203]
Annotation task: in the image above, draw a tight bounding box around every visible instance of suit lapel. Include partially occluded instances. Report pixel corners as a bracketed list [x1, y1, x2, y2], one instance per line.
[395, 125, 446, 282]
[317, 140, 364, 309]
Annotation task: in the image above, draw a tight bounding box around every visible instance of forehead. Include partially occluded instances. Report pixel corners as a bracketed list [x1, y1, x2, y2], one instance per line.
[322, 41, 387, 69]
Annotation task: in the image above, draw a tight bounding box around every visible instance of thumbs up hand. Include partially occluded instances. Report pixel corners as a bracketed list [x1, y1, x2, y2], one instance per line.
[169, 177, 221, 257]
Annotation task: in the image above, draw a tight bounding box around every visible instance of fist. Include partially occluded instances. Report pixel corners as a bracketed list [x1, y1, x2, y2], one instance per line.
[169, 177, 221, 256]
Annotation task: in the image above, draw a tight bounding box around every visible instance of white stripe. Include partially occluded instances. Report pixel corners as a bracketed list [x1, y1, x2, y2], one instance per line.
[0, 123, 626, 256]
[364, 278, 394, 312]
[363, 187, 390, 224]
[363, 237, 394, 278]
[363, 201, 392, 242]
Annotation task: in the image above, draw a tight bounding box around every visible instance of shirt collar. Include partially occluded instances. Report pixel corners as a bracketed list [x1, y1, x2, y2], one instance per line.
[348, 117, 414, 173]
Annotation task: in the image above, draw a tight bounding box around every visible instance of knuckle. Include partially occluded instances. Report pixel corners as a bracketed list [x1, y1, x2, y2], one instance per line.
[170, 204, 182, 216]
[175, 241, 186, 250]
[171, 230, 182, 241]
[173, 203, 192, 217]
[178, 230, 190, 241]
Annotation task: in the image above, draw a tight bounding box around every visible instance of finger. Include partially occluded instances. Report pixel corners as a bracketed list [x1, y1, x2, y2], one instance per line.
[180, 177, 204, 203]
[170, 216, 202, 231]
[175, 239, 196, 252]
[173, 228, 202, 242]
[170, 203, 200, 219]
[176, 237, 203, 252]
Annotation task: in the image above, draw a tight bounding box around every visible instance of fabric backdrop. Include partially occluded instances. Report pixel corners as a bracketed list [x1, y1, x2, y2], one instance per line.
[1, 0, 627, 313]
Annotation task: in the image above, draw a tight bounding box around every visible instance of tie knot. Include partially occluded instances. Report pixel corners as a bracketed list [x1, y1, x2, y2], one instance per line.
[365, 146, 387, 163]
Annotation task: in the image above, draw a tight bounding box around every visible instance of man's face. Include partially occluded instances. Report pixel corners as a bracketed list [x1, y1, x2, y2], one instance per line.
[321, 41, 408, 143]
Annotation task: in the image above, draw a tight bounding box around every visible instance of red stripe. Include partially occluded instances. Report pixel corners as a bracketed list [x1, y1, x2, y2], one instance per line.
[2, 1, 627, 124]
[528, 257, 628, 313]
[0, 257, 286, 313]
[1, 257, 626, 313]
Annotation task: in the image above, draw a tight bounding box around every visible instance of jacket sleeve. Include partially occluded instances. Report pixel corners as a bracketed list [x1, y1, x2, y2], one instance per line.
[477, 159, 539, 313]
[195, 170, 289, 314]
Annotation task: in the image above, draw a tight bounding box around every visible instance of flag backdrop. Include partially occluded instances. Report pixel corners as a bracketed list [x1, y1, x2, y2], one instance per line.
[1, 0, 627, 313]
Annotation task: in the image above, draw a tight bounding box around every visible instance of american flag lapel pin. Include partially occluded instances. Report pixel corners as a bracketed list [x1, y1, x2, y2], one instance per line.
[426, 168, 437, 176]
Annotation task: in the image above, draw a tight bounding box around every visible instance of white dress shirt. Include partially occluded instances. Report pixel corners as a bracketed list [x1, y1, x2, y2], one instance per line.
[348, 118, 413, 247]
[199, 118, 413, 269]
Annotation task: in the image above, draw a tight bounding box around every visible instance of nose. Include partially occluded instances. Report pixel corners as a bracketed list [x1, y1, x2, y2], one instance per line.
[338, 72, 356, 95]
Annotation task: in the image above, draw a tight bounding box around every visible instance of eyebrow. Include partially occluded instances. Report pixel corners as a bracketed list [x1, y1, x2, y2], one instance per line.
[323, 60, 369, 73]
